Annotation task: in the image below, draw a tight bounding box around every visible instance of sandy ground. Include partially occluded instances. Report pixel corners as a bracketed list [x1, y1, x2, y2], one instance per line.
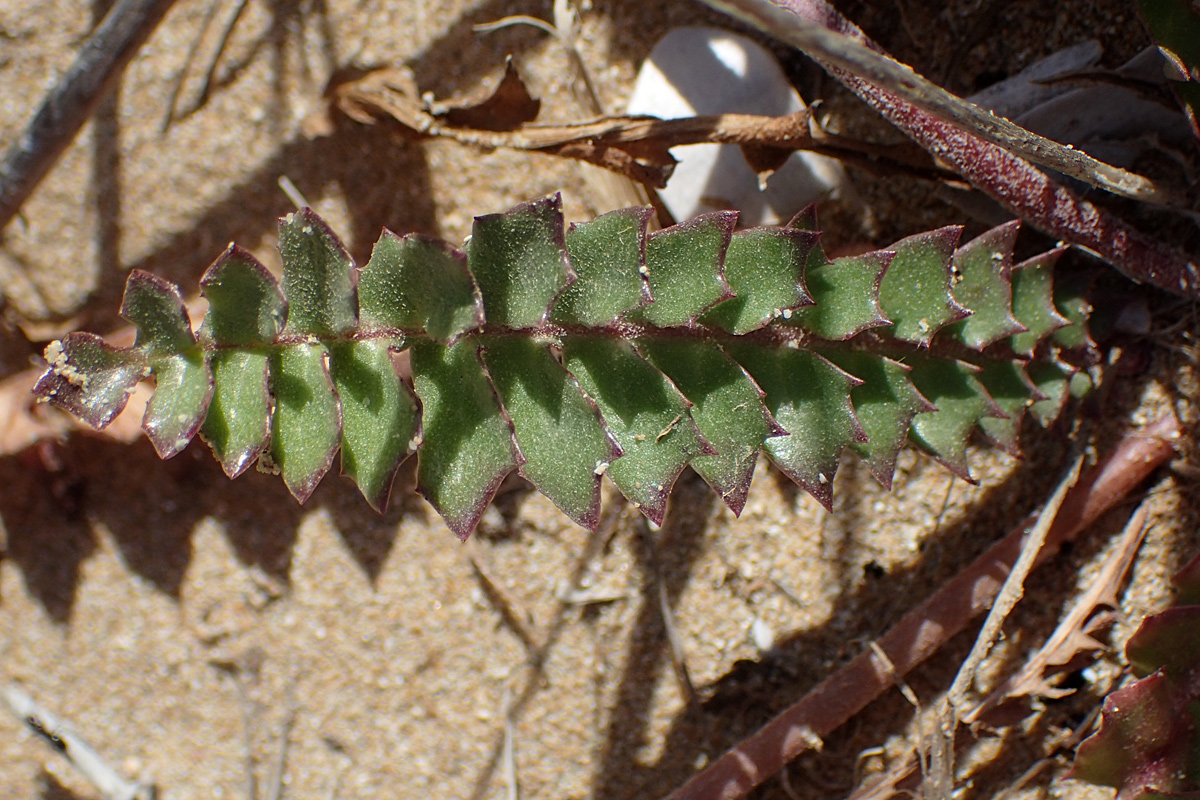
[0, 1, 1197, 799]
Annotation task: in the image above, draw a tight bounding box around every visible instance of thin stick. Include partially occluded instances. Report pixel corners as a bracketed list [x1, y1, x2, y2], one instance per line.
[264, 696, 297, 800]
[3, 684, 155, 800]
[640, 519, 698, 706]
[277, 175, 312, 211]
[926, 453, 1082, 798]
[667, 414, 1180, 800]
[466, 540, 544, 655]
[501, 687, 520, 800]
[0, 0, 179, 230]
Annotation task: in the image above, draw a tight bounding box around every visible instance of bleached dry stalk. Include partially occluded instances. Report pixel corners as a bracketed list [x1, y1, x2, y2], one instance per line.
[3, 684, 156, 800]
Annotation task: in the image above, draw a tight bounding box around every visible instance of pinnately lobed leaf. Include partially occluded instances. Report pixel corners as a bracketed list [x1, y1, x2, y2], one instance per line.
[34, 194, 1095, 537]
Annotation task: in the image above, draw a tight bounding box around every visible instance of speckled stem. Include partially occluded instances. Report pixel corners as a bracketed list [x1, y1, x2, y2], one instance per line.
[701, 0, 1200, 298]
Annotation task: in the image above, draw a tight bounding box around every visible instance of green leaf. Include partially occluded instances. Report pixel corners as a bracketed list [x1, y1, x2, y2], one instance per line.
[201, 350, 271, 477]
[269, 344, 342, 502]
[30, 200, 1097, 534]
[879, 226, 968, 345]
[1026, 359, 1072, 426]
[907, 356, 1002, 479]
[279, 208, 358, 337]
[975, 359, 1036, 453]
[732, 345, 866, 510]
[563, 337, 714, 525]
[942, 221, 1026, 349]
[641, 339, 782, 515]
[790, 250, 891, 340]
[630, 212, 735, 327]
[1009, 248, 1069, 357]
[551, 207, 652, 326]
[199, 246, 286, 346]
[1051, 272, 1096, 353]
[824, 350, 933, 489]
[142, 351, 213, 459]
[410, 339, 519, 538]
[468, 194, 573, 328]
[702, 226, 816, 334]
[481, 338, 620, 529]
[120, 270, 214, 458]
[121, 270, 197, 355]
[358, 232, 482, 343]
[329, 338, 419, 511]
[34, 333, 147, 429]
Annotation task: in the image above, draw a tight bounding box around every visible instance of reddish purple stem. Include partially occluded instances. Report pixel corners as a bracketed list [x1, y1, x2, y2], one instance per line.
[777, 0, 1200, 298]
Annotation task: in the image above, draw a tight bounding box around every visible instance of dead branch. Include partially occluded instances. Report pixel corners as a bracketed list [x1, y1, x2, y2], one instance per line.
[326, 67, 955, 190]
[0, 0, 179, 231]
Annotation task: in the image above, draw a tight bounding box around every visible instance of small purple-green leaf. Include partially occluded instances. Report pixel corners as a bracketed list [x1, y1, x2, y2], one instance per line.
[199, 246, 286, 346]
[789, 249, 892, 340]
[907, 356, 1004, 479]
[942, 221, 1027, 349]
[142, 352, 214, 459]
[358, 232, 482, 343]
[269, 344, 342, 503]
[481, 338, 621, 530]
[732, 345, 866, 510]
[824, 351, 934, 489]
[120, 270, 196, 355]
[1026, 359, 1073, 426]
[975, 360, 1040, 454]
[120, 271, 214, 458]
[562, 337, 714, 525]
[410, 339, 520, 538]
[701, 226, 817, 334]
[1069, 671, 1188, 794]
[641, 339, 783, 515]
[1173, 551, 1200, 607]
[551, 207, 652, 326]
[1128, 606, 1200, 680]
[1051, 272, 1096, 353]
[201, 351, 271, 477]
[34, 333, 147, 429]
[279, 208, 358, 337]
[630, 212, 736, 328]
[329, 339, 419, 511]
[879, 226, 969, 345]
[1009, 248, 1070, 357]
[468, 195, 574, 329]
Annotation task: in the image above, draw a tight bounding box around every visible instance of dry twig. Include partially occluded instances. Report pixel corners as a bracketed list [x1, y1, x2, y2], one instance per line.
[0, 0, 178, 230]
[3, 684, 156, 800]
[328, 68, 953, 190]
